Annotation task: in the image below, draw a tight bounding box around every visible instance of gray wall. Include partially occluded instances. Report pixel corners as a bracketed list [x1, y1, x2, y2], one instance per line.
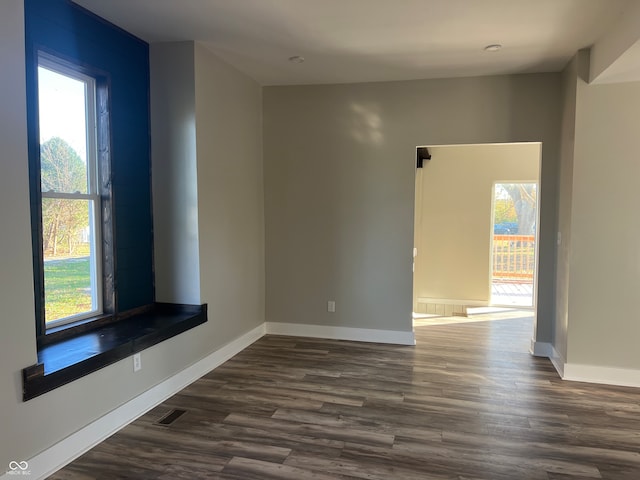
[0, 0, 38, 468]
[554, 52, 582, 363]
[263, 74, 561, 339]
[151, 42, 201, 304]
[568, 69, 640, 369]
[414, 143, 540, 305]
[0, 8, 264, 467]
[194, 42, 265, 341]
[555, 49, 640, 372]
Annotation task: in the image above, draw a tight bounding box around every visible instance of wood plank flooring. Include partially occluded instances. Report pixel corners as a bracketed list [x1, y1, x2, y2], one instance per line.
[49, 312, 640, 479]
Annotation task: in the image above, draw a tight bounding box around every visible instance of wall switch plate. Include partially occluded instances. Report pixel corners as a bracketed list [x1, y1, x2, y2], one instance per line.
[133, 353, 142, 372]
[328, 300, 336, 313]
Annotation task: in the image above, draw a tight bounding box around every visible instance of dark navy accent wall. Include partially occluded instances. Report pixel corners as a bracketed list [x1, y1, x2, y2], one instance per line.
[25, 0, 154, 313]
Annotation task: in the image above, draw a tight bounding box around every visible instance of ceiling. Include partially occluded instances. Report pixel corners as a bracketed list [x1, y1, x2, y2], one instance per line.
[73, 0, 631, 86]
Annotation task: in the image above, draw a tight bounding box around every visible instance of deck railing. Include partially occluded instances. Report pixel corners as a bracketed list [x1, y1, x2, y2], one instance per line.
[492, 234, 535, 281]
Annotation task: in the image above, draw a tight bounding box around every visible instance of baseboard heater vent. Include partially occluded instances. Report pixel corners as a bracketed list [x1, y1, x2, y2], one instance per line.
[155, 409, 187, 426]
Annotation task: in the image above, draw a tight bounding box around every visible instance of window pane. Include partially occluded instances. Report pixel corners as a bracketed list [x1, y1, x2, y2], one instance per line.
[38, 66, 88, 194]
[43, 198, 96, 323]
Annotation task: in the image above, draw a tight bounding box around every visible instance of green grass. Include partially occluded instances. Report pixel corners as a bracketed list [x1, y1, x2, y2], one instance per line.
[44, 257, 92, 323]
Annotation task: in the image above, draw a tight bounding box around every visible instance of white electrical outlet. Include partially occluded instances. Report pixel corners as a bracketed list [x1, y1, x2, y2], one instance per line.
[133, 353, 142, 372]
[328, 300, 336, 313]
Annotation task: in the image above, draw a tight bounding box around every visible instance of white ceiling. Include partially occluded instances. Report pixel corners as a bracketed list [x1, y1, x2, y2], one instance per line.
[73, 0, 631, 86]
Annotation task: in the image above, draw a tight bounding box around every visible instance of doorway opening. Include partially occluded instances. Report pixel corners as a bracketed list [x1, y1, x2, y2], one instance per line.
[412, 143, 541, 325]
[490, 183, 538, 307]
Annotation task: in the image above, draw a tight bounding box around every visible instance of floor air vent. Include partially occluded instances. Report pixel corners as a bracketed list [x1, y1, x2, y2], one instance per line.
[155, 409, 187, 426]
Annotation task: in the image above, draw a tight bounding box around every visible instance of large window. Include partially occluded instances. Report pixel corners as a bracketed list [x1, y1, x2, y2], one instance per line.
[26, 0, 155, 345]
[22, 0, 208, 400]
[37, 56, 102, 328]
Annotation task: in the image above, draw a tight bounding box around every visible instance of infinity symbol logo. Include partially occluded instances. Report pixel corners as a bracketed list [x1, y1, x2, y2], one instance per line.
[8, 461, 28, 471]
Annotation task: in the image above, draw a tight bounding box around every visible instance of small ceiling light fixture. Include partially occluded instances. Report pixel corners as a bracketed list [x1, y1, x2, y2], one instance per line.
[484, 44, 502, 52]
[288, 55, 305, 63]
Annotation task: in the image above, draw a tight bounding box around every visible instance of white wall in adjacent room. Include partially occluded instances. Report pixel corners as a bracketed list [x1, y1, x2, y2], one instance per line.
[414, 143, 540, 304]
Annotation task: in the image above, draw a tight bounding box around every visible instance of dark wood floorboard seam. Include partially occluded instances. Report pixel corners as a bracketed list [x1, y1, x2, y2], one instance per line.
[49, 312, 640, 480]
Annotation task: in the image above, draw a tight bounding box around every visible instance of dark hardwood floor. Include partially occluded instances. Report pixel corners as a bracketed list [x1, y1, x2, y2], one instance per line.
[49, 311, 640, 479]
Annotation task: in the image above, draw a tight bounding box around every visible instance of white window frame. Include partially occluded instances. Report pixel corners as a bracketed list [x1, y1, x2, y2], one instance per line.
[38, 54, 103, 328]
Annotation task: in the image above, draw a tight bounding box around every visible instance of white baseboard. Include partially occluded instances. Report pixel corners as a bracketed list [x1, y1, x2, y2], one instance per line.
[266, 322, 416, 346]
[530, 341, 640, 387]
[530, 340, 565, 377]
[563, 363, 640, 388]
[28, 323, 640, 479]
[530, 340, 553, 357]
[7, 320, 417, 480]
[6, 323, 266, 480]
[416, 297, 488, 306]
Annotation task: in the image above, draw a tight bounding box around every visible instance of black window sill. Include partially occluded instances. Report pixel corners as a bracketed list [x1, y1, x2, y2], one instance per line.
[22, 302, 207, 401]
